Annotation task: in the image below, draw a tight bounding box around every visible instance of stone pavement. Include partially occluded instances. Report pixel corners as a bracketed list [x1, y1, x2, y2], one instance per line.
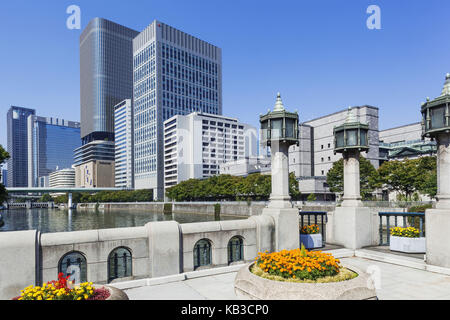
[123, 256, 450, 300]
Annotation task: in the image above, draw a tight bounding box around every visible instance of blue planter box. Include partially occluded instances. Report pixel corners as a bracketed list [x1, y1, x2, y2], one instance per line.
[300, 233, 323, 249]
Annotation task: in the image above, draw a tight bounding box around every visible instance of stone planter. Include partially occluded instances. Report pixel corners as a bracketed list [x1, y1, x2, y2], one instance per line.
[93, 284, 129, 300]
[300, 233, 323, 249]
[234, 263, 377, 300]
[389, 236, 426, 253]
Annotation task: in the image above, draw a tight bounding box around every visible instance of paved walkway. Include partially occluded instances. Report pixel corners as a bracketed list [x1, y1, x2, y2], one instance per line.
[124, 256, 450, 300]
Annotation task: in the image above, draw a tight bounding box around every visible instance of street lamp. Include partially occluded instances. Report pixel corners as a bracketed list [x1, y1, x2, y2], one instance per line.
[333, 107, 369, 207]
[260, 93, 299, 208]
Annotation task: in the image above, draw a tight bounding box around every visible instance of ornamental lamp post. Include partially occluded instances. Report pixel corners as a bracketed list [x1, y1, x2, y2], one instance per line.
[260, 93, 299, 251]
[333, 107, 369, 207]
[421, 73, 450, 209]
[331, 107, 372, 250]
[421, 73, 450, 268]
[260, 93, 299, 208]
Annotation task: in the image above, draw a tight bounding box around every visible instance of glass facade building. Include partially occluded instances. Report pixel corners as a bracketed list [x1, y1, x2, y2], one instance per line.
[7, 106, 36, 187]
[114, 99, 134, 188]
[27, 116, 81, 187]
[80, 18, 139, 144]
[133, 20, 222, 199]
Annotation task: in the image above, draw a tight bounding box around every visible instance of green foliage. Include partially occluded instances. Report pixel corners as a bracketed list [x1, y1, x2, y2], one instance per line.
[0, 144, 10, 204]
[214, 203, 221, 215]
[306, 193, 317, 201]
[53, 190, 154, 204]
[38, 194, 53, 203]
[165, 173, 301, 202]
[408, 204, 432, 213]
[376, 156, 437, 200]
[326, 156, 378, 200]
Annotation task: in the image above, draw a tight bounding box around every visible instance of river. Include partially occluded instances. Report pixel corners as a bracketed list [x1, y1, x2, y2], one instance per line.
[0, 208, 246, 233]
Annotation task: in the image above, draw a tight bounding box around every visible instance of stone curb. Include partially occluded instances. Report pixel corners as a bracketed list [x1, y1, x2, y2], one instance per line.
[109, 263, 246, 290]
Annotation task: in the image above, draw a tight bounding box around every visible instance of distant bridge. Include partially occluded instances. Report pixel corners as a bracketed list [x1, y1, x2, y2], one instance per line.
[6, 187, 133, 208]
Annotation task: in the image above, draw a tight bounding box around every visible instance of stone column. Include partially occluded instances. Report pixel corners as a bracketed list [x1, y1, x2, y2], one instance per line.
[332, 150, 372, 250]
[268, 142, 291, 209]
[342, 150, 362, 207]
[262, 140, 299, 251]
[68, 193, 73, 209]
[425, 133, 450, 268]
[435, 134, 450, 209]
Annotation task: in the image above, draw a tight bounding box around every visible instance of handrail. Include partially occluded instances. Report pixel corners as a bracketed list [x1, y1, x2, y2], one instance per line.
[378, 211, 425, 246]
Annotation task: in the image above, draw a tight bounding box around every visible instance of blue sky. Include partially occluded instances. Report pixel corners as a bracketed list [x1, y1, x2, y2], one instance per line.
[1, 0, 450, 150]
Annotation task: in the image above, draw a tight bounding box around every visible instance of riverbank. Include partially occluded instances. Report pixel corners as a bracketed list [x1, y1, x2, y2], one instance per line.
[75, 201, 269, 217]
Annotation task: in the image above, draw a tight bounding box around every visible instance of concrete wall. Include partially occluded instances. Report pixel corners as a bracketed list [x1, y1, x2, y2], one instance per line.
[0, 216, 272, 300]
[76, 201, 268, 217]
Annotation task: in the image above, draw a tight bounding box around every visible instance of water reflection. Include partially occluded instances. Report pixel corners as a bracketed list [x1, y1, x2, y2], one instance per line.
[0, 208, 245, 234]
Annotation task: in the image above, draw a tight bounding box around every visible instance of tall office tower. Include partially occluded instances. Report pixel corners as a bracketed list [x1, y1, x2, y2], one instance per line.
[78, 18, 139, 186]
[80, 18, 139, 144]
[163, 112, 257, 191]
[133, 20, 222, 199]
[27, 116, 81, 187]
[6, 106, 36, 187]
[114, 99, 134, 188]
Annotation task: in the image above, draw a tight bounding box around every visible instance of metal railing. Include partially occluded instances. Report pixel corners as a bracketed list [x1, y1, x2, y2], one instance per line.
[299, 211, 328, 247]
[378, 212, 425, 246]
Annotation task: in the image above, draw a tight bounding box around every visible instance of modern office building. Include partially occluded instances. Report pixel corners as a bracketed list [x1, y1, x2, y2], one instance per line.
[74, 160, 115, 188]
[80, 18, 139, 144]
[163, 112, 256, 191]
[49, 168, 76, 188]
[292, 106, 380, 200]
[73, 140, 116, 187]
[219, 157, 271, 176]
[133, 20, 222, 200]
[379, 122, 436, 163]
[114, 99, 134, 188]
[27, 116, 80, 187]
[6, 106, 36, 187]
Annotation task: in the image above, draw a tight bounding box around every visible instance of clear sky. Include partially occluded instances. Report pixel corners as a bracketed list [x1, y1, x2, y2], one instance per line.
[1, 0, 450, 151]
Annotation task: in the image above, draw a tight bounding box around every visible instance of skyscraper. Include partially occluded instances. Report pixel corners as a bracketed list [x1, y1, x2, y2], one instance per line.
[80, 17, 139, 144]
[6, 106, 36, 187]
[133, 20, 222, 199]
[114, 99, 134, 188]
[27, 116, 81, 187]
[77, 18, 139, 187]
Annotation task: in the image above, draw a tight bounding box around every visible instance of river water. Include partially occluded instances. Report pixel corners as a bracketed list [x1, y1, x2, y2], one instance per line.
[0, 208, 246, 234]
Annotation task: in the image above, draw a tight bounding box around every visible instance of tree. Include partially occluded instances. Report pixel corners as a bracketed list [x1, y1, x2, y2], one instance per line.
[0, 145, 10, 204]
[326, 156, 378, 200]
[376, 157, 437, 200]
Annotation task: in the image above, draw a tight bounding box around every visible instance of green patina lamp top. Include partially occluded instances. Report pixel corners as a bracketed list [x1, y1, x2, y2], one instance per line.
[421, 73, 450, 138]
[259, 93, 299, 146]
[333, 107, 369, 153]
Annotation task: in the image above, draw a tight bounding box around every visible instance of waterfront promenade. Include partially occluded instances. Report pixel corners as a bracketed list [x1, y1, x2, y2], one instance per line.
[112, 249, 450, 300]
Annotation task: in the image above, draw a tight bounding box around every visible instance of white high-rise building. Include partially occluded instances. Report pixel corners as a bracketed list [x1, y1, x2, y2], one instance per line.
[114, 99, 134, 189]
[163, 112, 257, 192]
[133, 20, 222, 200]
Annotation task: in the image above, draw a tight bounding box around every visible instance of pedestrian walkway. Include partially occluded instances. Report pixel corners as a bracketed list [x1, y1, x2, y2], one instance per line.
[122, 254, 450, 300]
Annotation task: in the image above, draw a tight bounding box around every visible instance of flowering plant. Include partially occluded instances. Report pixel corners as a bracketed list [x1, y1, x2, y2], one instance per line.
[13, 273, 110, 300]
[300, 224, 320, 234]
[254, 245, 341, 281]
[390, 226, 421, 238]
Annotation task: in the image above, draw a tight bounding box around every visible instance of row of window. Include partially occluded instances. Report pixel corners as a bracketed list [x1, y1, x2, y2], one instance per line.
[57, 237, 245, 283]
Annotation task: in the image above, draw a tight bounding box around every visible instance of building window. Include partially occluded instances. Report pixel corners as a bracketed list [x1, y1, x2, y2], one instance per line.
[108, 247, 132, 283]
[193, 239, 212, 270]
[321, 145, 324, 149]
[321, 157, 324, 162]
[58, 251, 87, 284]
[321, 170, 325, 175]
[328, 156, 331, 161]
[228, 236, 244, 264]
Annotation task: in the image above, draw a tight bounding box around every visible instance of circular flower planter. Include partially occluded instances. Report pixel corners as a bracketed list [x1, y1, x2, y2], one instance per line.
[234, 263, 377, 300]
[94, 284, 129, 300]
